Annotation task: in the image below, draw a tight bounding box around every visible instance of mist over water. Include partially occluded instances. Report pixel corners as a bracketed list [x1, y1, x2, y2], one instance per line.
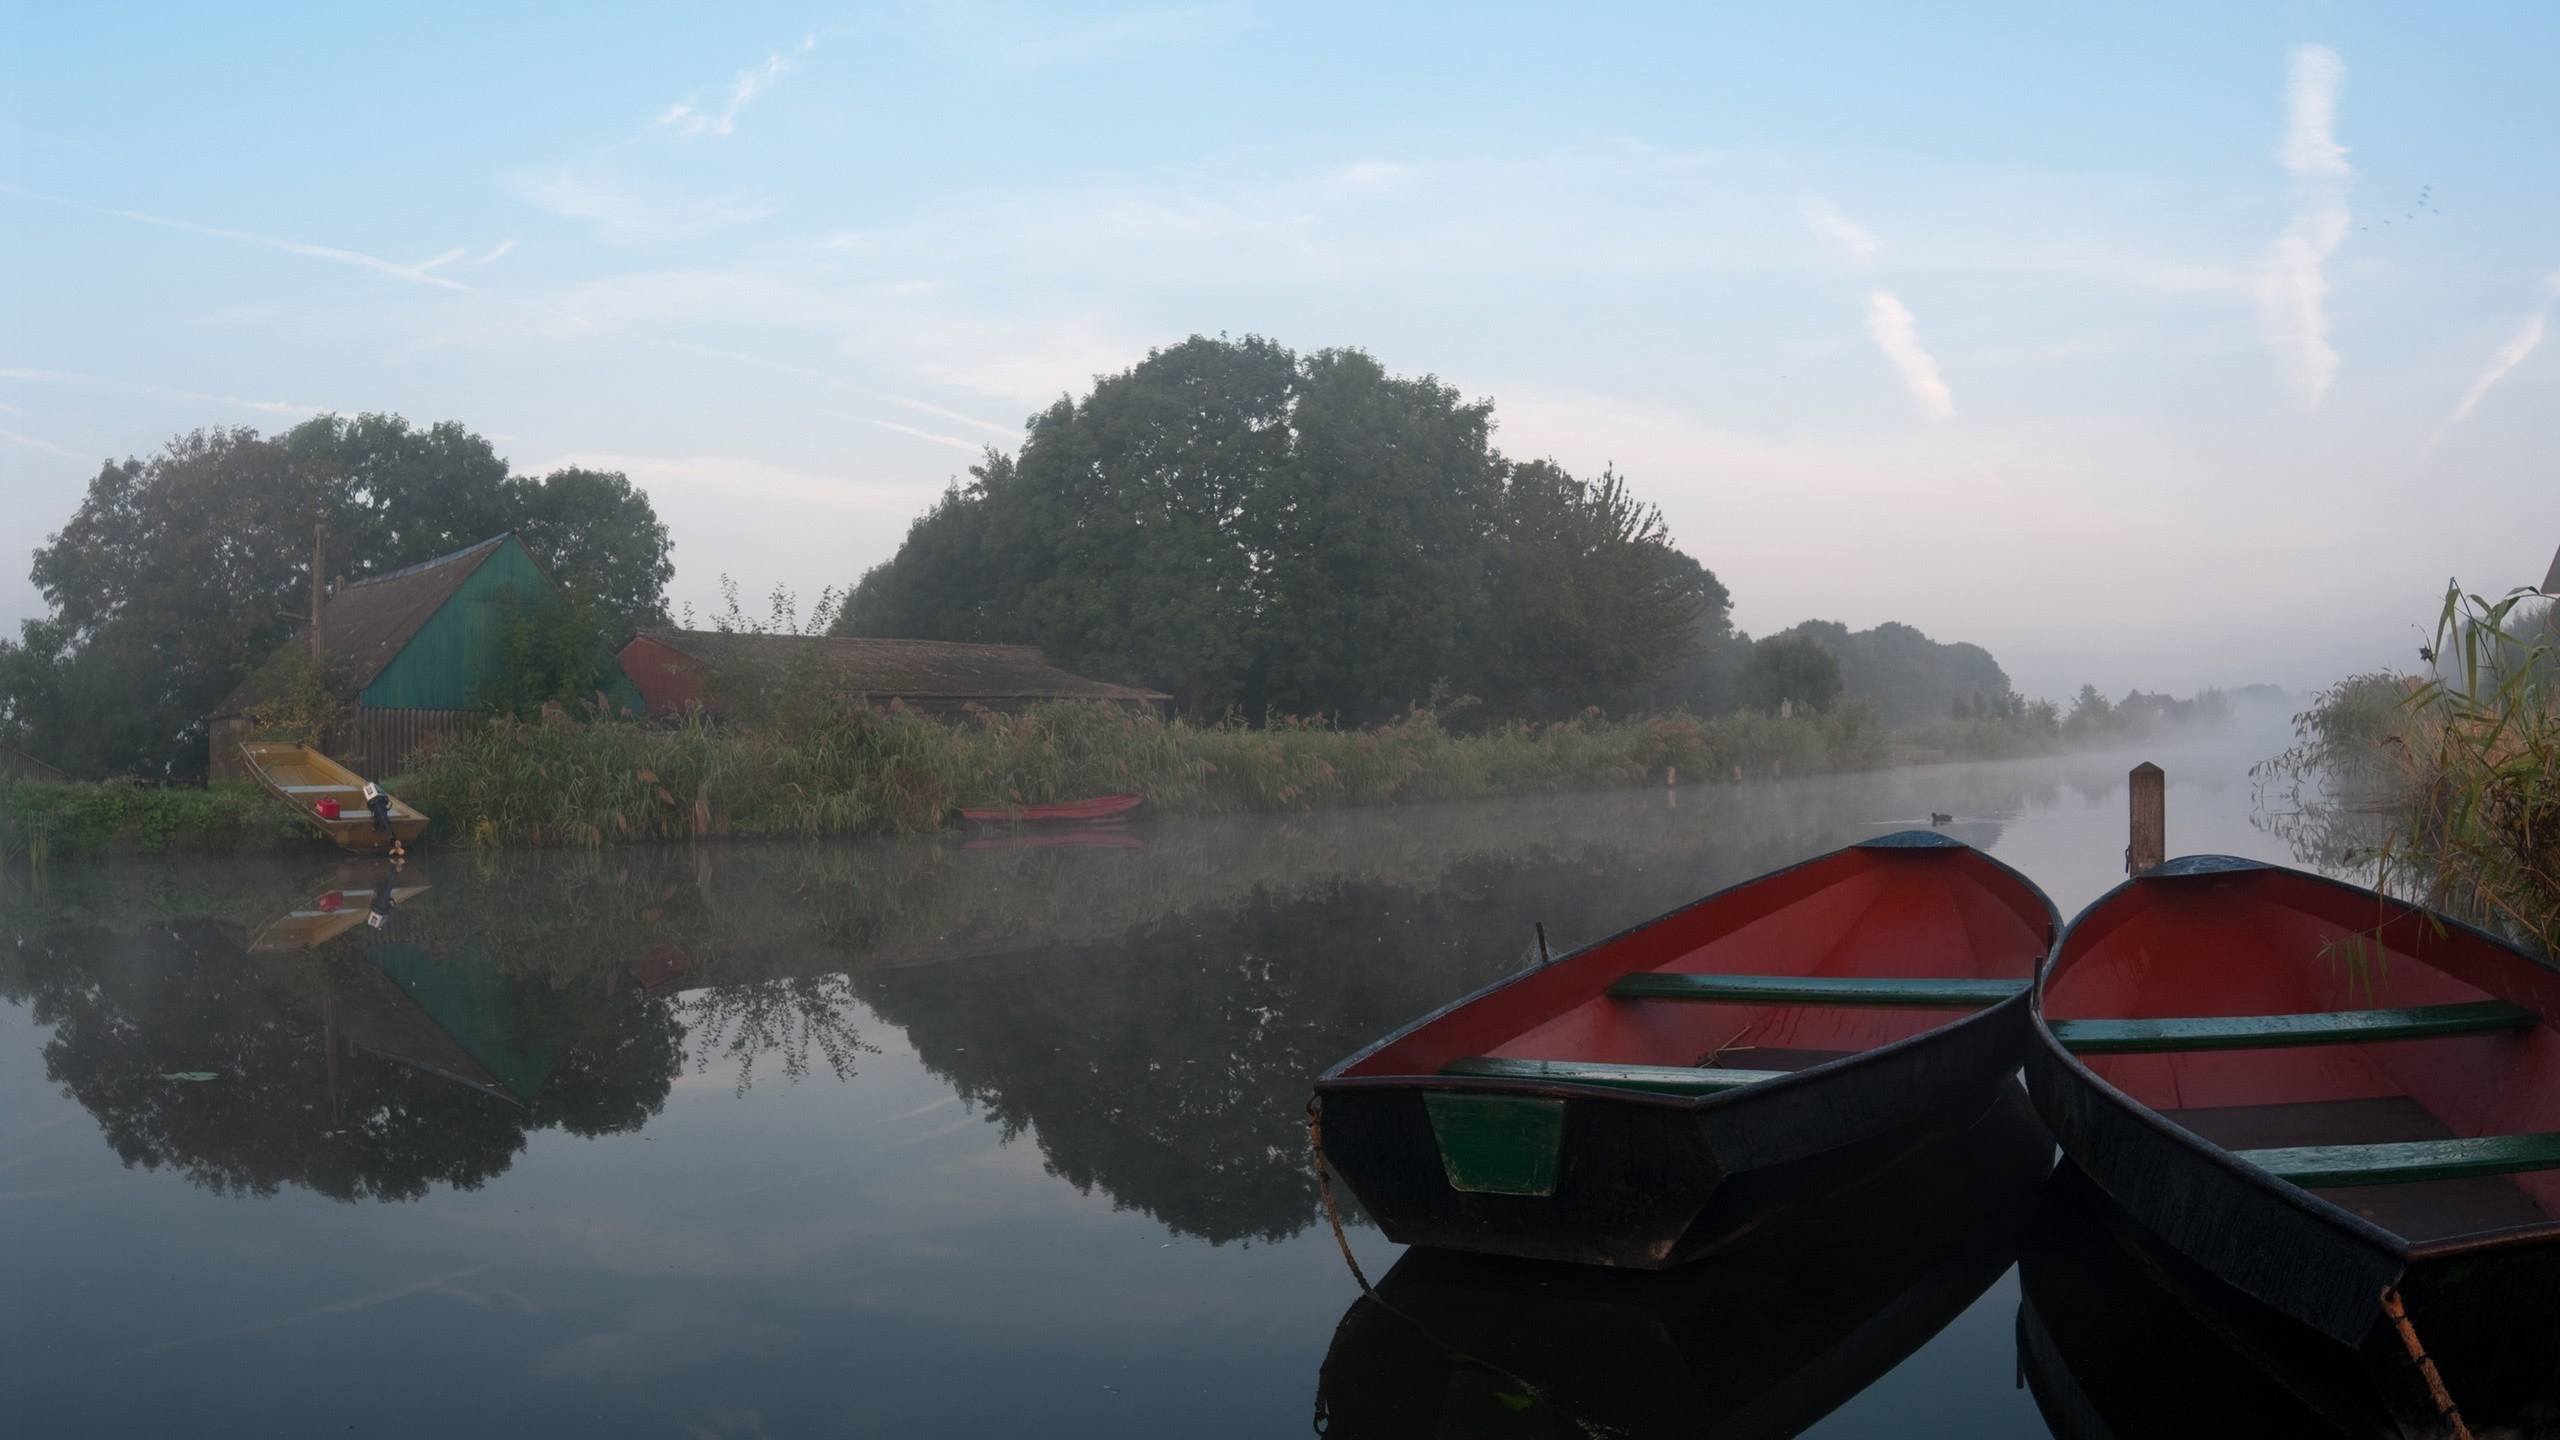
[0, 722, 2344, 1437]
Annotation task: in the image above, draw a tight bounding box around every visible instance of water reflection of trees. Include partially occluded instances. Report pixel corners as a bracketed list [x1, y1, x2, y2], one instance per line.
[0, 762, 2089, 1219]
[0, 914, 678, 1201]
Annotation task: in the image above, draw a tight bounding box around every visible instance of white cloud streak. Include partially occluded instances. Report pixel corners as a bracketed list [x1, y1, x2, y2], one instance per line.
[867, 418, 984, 453]
[1865, 291, 1956, 420]
[0, 426, 96, 464]
[2277, 45, 2350, 179]
[0, 366, 324, 417]
[1801, 199, 1880, 266]
[0, 182, 474, 291]
[657, 33, 816, 138]
[886, 395, 1015, 437]
[507, 170, 778, 247]
[2258, 45, 2350, 406]
[2444, 272, 2560, 428]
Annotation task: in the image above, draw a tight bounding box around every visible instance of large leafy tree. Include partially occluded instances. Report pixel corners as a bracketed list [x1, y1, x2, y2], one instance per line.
[839, 335, 1701, 722]
[0, 415, 673, 778]
[1768, 618, 2015, 727]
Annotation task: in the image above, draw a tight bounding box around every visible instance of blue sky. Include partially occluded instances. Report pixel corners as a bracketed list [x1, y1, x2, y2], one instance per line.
[4, 2, 2556, 701]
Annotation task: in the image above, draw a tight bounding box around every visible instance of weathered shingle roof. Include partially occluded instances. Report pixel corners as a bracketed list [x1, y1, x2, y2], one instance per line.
[212, 535, 513, 718]
[637, 629, 1170, 704]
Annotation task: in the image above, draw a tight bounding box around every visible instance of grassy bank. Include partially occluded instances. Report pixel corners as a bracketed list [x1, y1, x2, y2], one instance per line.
[2260, 585, 2558, 953]
[396, 701, 1890, 847]
[3, 701, 1893, 860]
[0, 778, 309, 865]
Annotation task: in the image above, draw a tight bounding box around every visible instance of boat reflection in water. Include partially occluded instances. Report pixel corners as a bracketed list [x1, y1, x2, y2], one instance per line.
[1313, 1087, 2051, 1439]
[2020, 1163, 2560, 1440]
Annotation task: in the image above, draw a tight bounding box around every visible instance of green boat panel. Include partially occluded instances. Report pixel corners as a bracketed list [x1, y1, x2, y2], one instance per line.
[2239, 1131, 2560, 1188]
[1423, 1091, 1567, 1196]
[1609, 973, 2027, 1007]
[1440, 1056, 1789, 1096]
[2051, 999, 2535, 1055]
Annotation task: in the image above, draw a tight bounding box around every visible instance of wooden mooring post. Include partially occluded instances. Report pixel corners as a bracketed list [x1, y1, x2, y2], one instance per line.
[2127, 761, 2165, 875]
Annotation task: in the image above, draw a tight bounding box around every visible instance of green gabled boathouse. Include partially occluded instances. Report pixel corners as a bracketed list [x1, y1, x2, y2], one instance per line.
[209, 533, 641, 781]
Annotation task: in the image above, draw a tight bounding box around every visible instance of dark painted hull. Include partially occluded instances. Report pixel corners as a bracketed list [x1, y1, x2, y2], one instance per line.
[1316, 1087, 2053, 1439]
[2029, 856, 2560, 1365]
[2021, 1163, 2560, 1440]
[1316, 832, 2056, 1268]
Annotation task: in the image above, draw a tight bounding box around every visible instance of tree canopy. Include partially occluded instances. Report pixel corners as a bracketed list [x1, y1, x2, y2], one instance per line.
[0, 415, 672, 777]
[1767, 619, 2015, 727]
[838, 335, 1706, 722]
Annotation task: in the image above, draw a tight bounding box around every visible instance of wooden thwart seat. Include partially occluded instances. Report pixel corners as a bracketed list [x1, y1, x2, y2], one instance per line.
[2051, 999, 2534, 1055]
[1441, 1056, 1789, 1096]
[2238, 1131, 2560, 1188]
[1609, 973, 2027, 1007]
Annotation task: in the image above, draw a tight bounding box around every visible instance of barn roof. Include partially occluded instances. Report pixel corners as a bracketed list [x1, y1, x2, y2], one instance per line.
[212, 535, 515, 719]
[633, 629, 1170, 704]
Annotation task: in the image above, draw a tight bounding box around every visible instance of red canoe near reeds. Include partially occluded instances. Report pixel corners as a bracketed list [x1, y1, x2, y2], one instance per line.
[1314, 831, 2056, 1269]
[957, 793, 1144, 824]
[2030, 855, 2560, 1393]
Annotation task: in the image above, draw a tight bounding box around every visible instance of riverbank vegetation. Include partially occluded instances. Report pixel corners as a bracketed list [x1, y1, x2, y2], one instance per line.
[2, 700, 1888, 859]
[2259, 583, 2558, 952]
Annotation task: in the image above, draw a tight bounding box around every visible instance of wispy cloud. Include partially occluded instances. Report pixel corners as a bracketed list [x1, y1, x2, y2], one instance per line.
[0, 182, 474, 291]
[507, 169, 778, 247]
[2257, 44, 2350, 407]
[2276, 45, 2350, 179]
[474, 238, 519, 266]
[657, 33, 816, 138]
[1865, 291, 1955, 420]
[0, 366, 324, 417]
[1801, 199, 1880, 266]
[867, 418, 984, 453]
[0, 426, 96, 464]
[2442, 271, 2560, 431]
[886, 395, 1014, 437]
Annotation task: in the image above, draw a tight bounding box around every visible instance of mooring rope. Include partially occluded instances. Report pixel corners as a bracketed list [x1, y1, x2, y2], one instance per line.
[1305, 1099, 1374, 1294]
[2379, 1285, 2476, 1440]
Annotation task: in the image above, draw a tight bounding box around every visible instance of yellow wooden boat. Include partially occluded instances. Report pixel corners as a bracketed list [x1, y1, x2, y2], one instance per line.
[239, 741, 429, 854]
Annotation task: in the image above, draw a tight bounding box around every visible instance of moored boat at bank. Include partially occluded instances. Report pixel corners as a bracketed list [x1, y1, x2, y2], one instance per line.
[239, 741, 428, 854]
[2030, 855, 2560, 1405]
[1313, 830, 2055, 1268]
[957, 793, 1143, 824]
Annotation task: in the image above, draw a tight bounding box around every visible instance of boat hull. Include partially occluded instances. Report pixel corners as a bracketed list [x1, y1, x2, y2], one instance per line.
[1323, 1001, 2033, 1267]
[2029, 856, 2560, 1360]
[1315, 832, 2055, 1268]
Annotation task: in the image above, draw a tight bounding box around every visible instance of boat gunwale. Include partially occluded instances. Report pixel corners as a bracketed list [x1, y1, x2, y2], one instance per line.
[1314, 832, 2059, 1117]
[2029, 855, 2560, 1265]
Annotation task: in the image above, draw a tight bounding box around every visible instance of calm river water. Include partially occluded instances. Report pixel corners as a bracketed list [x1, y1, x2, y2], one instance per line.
[1, 732, 2371, 1436]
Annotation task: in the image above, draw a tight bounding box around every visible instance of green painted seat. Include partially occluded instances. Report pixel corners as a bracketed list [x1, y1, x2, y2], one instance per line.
[1608, 973, 2028, 1007]
[1441, 1056, 1789, 1095]
[2238, 1131, 2560, 1188]
[2050, 999, 2536, 1054]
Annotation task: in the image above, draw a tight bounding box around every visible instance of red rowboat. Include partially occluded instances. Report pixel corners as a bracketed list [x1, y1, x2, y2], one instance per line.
[1314, 831, 2056, 1268]
[2030, 855, 2560, 1397]
[957, 793, 1144, 824]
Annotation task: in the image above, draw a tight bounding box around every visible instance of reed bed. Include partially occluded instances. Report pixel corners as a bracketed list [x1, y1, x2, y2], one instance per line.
[2262, 584, 2559, 953]
[393, 701, 1891, 850]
